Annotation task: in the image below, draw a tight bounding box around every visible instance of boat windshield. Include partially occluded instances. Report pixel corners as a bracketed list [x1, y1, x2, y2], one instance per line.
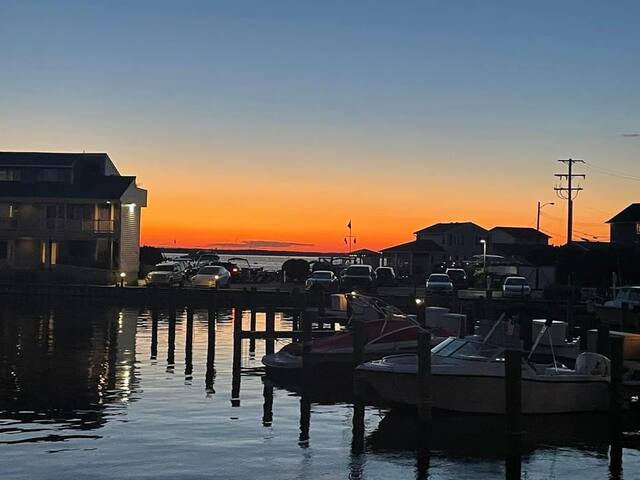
[432, 338, 503, 361]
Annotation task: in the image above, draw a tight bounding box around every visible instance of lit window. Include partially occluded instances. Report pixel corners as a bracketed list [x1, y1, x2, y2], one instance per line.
[0, 169, 20, 181]
[636, 223, 640, 235]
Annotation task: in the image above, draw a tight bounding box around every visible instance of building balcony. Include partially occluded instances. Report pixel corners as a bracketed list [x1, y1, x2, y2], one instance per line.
[0, 217, 117, 234]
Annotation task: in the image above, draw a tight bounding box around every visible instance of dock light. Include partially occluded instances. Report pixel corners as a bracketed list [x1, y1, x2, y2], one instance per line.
[350, 291, 357, 297]
[415, 298, 424, 306]
[119, 272, 126, 288]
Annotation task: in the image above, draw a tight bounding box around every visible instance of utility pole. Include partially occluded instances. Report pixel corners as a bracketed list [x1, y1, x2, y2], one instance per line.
[554, 159, 585, 244]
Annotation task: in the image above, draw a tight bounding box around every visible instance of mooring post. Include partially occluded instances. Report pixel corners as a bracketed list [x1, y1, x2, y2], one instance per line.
[417, 330, 432, 423]
[505, 349, 523, 438]
[416, 300, 426, 327]
[352, 319, 366, 371]
[519, 313, 533, 352]
[234, 304, 243, 337]
[609, 335, 624, 416]
[205, 309, 216, 392]
[457, 315, 466, 339]
[262, 378, 274, 427]
[292, 310, 300, 340]
[150, 306, 158, 360]
[302, 312, 313, 378]
[185, 305, 194, 379]
[351, 320, 367, 455]
[249, 308, 257, 353]
[266, 307, 276, 356]
[300, 310, 313, 448]
[597, 324, 610, 356]
[167, 307, 176, 373]
[231, 304, 243, 407]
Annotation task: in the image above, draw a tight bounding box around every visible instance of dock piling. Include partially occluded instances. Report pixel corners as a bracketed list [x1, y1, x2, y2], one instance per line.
[302, 312, 312, 377]
[150, 307, 158, 360]
[205, 309, 216, 392]
[249, 308, 257, 353]
[417, 330, 432, 423]
[609, 335, 624, 416]
[505, 349, 523, 437]
[167, 307, 176, 372]
[185, 305, 194, 379]
[352, 319, 366, 371]
[265, 307, 276, 355]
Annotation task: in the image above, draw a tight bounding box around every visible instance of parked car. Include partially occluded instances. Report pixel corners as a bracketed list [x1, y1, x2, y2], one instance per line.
[305, 270, 339, 292]
[216, 262, 240, 283]
[146, 261, 185, 287]
[190, 265, 231, 288]
[445, 268, 468, 289]
[374, 266, 397, 286]
[341, 265, 375, 292]
[425, 273, 454, 294]
[502, 276, 531, 298]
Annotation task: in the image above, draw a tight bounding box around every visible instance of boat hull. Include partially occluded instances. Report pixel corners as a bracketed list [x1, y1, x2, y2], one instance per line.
[358, 368, 610, 414]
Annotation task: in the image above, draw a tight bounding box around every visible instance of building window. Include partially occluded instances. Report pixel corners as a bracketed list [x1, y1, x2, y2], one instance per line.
[0, 168, 20, 181]
[36, 168, 70, 183]
[636, 223, 640, 235]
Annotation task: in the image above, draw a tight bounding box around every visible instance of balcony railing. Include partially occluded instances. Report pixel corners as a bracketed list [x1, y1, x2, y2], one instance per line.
[0, 218, 115, 233]
[0, 217, 17, 230]
[45, 219, 116, 233]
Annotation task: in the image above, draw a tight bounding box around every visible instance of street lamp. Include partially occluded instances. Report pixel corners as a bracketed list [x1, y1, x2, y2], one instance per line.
[536, 201, 555, 232]
[480, 239, 487, 290]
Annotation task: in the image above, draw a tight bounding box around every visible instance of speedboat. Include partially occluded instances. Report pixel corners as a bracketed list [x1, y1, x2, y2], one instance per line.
[262, 295, 461, 378]
[357, 336, 611, 414]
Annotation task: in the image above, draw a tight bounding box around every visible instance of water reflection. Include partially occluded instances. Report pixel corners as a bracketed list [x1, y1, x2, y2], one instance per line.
[1, 300, 639, 480]
[0, 301, 137, 434]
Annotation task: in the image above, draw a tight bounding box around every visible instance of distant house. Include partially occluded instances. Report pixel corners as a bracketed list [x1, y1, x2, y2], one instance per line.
[380, 239, 445, 277]
[607, 204, 640, 246]
[351, 248, 381, 268]
[414, 222, 488, 261]
[487, 226, 551, 263]
[0, 152, 147, 284]
[488, 226, 549, 246]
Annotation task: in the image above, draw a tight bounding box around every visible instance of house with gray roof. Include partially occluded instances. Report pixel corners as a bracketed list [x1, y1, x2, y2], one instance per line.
[607, 203, 640, 246]
[0, 152, 147, 284]
[414, 222, 488, 261]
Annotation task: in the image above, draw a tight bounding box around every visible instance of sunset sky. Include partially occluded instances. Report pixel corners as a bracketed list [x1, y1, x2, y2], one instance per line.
[2, 1, 639, 251]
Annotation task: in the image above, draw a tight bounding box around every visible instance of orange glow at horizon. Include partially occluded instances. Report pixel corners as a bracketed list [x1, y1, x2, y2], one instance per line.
[137, 162, 614, 251]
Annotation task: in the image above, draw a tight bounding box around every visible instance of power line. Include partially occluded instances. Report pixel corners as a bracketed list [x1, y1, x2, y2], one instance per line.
[583, 161, 640, 182]
[554, 158, 586, 244]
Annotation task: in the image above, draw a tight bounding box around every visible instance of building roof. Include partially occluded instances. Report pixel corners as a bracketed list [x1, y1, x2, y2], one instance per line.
[0, 175, 136, 200]
[381, 239, 445, 254]
[490, 226, 550, 240]
[351, 248, 381, 256]
[607, 204, 640, 223]
[414, 222, 487, 235]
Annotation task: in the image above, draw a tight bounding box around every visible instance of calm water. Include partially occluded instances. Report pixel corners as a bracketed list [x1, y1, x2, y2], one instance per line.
[1, 300, 639, 479]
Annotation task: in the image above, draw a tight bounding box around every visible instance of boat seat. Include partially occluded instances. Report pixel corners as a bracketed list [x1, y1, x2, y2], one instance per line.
[575, 352, 610, 377]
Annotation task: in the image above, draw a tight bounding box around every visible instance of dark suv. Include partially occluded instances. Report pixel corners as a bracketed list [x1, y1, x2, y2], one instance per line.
[341, 265, 375, 292]
[374, 266, 397, 286]
[445, 268, 468, 289]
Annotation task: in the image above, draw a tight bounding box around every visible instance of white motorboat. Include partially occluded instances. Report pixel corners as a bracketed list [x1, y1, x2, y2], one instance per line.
[357, 336, 611, 414]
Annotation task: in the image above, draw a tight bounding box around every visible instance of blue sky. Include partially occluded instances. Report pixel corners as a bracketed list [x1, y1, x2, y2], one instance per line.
[1, 1, 639, 246]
